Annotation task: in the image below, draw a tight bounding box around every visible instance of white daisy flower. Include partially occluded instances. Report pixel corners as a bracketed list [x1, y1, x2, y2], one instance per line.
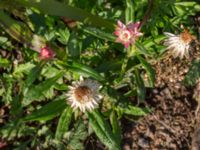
[66, 77, 102, 112]
[163, 30, 195, 59]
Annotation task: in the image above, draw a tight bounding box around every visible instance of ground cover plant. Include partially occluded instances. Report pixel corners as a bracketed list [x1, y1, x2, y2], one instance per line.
[0, 0, 200, 149]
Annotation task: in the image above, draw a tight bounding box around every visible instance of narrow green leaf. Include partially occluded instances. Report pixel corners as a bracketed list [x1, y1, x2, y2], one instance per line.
[137, 55, 155, 87]
[119, 105, 151, 116]
[125, 0, 134, 23]
[0, 10, 33, 45]
[23, 99, 67, 121]
[134, 69, 146, 102]
[83, 27, 115, 42]
[89, 110, 121, 150]
[23, 71, 64, 106]
[16, 0, 115, 30]
[58, 61, 105, 82]
[110, 110, 121, 144]
[135, 41, 151, 56]
[87, 112, 120, 150]
[55, 106, 73, 140]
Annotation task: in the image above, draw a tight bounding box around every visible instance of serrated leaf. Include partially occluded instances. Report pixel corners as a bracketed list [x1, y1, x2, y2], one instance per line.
[23, 99, 67, 121]
[13, 62, 35, 75]
[23, 62, 44, 91]
[55, 106, 73, 140]
[23, 71, 64, 106]
[67, 119, 88, 150]
[137, 55, 155, 87]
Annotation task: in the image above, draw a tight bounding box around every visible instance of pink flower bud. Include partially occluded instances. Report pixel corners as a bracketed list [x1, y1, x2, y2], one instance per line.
[39, 46, 55, 60]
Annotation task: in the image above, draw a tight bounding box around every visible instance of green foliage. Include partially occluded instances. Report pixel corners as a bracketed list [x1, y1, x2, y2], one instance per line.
[0, 0, 199, 149]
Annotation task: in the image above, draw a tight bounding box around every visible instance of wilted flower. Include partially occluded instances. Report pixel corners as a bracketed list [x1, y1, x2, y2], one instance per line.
[66, 77, 102, 112]
[39, 46, 55, 60]
[163, 30, 196, 59]
[114, 20, 143, 48]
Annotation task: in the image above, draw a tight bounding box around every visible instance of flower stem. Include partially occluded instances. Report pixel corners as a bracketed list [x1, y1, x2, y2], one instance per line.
[139, 0, 153, 29]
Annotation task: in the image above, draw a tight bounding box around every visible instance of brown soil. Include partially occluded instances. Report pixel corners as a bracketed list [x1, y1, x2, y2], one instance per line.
[122, 43, 200, 150]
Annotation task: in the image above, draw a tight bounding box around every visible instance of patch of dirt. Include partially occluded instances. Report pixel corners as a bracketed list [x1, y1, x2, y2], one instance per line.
[123, 43, 200, 150]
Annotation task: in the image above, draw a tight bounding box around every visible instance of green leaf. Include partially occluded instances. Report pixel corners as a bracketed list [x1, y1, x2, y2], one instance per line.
[110, 110, 121, 144]
[58, 60, 105, 82]
[23, 62, 44, 91]
[119, 105, 151, 116]
[183, 59, 200, 86]
[0, 57, 10, 67]
[135, 41, 151, 56]
[23, 71, 64, 106]
[55, 106, 73, 140]
[0, 10, 33, 45]
[67, 32, 81, 58]
[13, 62, 35, 75]
[134, 69, 146, 102]
[83, 27, 115, 42]
[125, 0, 134, 23]
[137, 55, 155, 87]
[57, 28, 70, 45]
[23, 99, 67, 121]
[88, 110, 121, 150]
[16, 0, 115, 30]
[67, 119, 88, 150]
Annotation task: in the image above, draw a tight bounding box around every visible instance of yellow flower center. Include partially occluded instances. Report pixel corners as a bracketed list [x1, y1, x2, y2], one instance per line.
[74, 86, 92, 103]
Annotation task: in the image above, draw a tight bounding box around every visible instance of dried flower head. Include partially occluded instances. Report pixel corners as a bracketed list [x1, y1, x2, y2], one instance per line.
[114, 20, 143, 48]
[163, 30, 196, 59]
[66, 77, 102, 112]
[39, 46, 55, 60]
[31, 35, 46, 52]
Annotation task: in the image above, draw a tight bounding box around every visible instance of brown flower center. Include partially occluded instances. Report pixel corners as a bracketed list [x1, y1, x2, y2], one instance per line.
[74, 86, 92, 103]
[180, 30, 196, 44]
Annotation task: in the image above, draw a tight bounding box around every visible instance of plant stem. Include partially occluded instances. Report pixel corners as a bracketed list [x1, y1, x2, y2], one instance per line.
[139, 0, 153, 29]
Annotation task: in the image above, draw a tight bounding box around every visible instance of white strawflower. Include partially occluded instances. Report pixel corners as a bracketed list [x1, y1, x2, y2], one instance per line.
[66, 77, 102, 112]
[163, 30, 195, 59]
